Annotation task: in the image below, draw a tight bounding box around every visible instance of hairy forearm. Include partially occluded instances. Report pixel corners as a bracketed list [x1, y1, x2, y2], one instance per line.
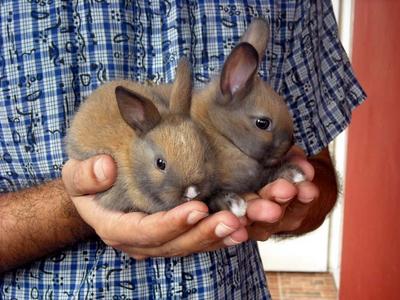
[292, 147, 338, 235]
[0, 180, 94, 273]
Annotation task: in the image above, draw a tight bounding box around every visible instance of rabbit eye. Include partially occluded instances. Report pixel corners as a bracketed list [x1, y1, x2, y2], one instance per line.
[156, 158, 166, 171]
[255, 118, 272, 130]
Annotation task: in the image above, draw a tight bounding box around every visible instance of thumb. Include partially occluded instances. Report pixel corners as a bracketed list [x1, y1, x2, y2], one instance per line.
[62, 155, 117, 197]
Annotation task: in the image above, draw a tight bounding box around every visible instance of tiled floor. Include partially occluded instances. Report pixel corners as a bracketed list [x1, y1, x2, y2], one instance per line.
[266, 272, 338, 300]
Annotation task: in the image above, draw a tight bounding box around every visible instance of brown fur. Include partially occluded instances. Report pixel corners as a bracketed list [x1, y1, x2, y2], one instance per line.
[66, 59, 215, 213]
[239, 18, 270, 63]
[169, 58, 192, 114]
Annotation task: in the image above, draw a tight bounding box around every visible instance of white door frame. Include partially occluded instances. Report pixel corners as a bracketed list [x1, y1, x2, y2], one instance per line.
[328, 0, 355, 288]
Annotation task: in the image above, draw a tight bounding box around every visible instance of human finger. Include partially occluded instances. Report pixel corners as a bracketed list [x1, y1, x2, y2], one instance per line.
[121, 210, 248, 257]
[71, 196, 210, 248]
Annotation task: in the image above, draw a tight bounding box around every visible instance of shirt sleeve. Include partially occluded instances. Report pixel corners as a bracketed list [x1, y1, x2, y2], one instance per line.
[278, 0, 367, 155]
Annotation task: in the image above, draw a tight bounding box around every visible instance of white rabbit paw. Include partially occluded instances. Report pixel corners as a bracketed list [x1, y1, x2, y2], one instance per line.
[209, 192, 247, 217]
[276, 164, 306, 184]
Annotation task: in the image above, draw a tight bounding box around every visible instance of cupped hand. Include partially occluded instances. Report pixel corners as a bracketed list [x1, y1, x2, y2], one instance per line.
[62, 155, 248, 259]
[244, 146, 320, 240]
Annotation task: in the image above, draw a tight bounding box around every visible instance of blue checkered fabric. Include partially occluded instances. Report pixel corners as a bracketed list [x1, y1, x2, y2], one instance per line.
[0, 0, 365, 299]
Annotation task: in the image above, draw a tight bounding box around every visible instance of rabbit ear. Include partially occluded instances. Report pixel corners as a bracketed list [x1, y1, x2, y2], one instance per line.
[169, 57, 192, 115]
[115, 86, 161, 135]
[218, 42, 259, 105]
[240, 18, 269, 62]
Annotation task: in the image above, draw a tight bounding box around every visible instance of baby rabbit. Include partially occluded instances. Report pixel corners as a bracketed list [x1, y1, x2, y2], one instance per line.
[196, 19, 305, 214]
[154, 19, 305, 216]
[66, 59, 216, 213]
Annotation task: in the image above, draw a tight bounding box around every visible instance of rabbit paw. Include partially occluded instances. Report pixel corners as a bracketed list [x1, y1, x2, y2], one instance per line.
[209, 192, 247, 217]
[276, 164, 306, 184]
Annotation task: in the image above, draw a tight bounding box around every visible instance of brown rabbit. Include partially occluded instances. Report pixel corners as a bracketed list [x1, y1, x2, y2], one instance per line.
[66, 59, 216, 213]
[153, 19, 305, 216]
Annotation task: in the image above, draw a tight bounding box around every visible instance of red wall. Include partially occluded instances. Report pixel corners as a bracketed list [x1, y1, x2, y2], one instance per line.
[340, 1, 400, 299]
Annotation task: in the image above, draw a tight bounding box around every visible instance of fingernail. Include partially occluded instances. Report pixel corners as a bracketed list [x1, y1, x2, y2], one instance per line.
[275, 197, 293, 203]
[298, 197, 314, 203]
[215, 223, 235, 238]
[223, 236, 242, 247]
[187, 210, 209, 225]
[94, 157, 107, 181]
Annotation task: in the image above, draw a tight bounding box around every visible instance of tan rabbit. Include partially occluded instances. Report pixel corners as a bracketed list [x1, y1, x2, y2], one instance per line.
[152, 19, 305, 216]
[66, 59, 216, 213]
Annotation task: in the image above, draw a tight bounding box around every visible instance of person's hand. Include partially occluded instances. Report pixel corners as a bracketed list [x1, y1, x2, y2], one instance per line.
[62, 155, 248, 259]
[244, 146, 320, 240]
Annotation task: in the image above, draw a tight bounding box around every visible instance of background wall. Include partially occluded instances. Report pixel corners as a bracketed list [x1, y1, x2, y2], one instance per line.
[340, 0, 400, 299]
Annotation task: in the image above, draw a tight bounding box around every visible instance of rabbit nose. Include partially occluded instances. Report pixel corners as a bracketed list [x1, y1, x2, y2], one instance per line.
[184, 185, 200, 200]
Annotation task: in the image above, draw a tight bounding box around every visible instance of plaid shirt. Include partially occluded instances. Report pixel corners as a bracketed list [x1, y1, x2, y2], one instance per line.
[0, 0, 365, 299]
